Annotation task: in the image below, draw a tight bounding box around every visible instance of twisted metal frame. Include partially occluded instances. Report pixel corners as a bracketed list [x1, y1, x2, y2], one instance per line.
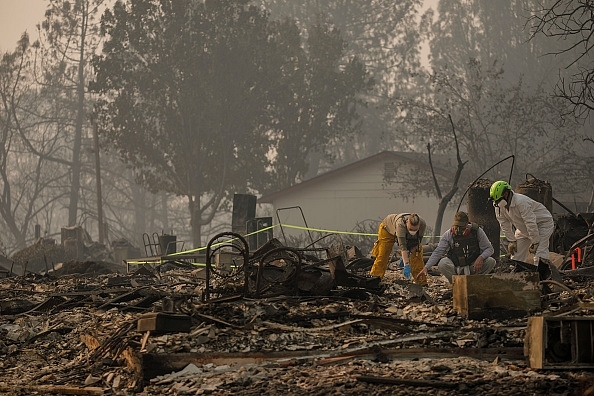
[202, 232, 250, 302]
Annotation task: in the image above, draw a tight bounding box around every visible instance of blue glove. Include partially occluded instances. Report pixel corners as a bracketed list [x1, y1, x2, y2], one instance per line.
[397, 258, 404, 268]
[403, 264, 411, 279]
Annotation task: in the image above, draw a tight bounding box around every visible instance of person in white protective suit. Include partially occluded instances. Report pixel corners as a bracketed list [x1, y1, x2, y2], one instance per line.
[489, 181, 555, 265]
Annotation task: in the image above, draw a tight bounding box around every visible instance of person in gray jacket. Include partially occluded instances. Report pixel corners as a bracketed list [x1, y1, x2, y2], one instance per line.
[489, 180, 555, 265]
[416, 211, 496, 283]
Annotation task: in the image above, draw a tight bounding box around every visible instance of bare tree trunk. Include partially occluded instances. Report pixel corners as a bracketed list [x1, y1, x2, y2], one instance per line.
[428, 115, 467, 242]
[68, 7, 87, 226]
[93, 121, 104, 243]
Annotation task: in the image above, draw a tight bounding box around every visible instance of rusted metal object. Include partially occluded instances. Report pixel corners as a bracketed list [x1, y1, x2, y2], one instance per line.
[553, 213, 590, 254]
[201, 233, 383, 301]
[255, 246, 302, 298]
[516, 177, 553, 214]
[246, 217, 273, 250]
[203, 232, 250, 302]
[327, 254, 381, 289]
[158, 234, 177, 255]
[561, 233, 594, 271]
[467, 178, 500, 260]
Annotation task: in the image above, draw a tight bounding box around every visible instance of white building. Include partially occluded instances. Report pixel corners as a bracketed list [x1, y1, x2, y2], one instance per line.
[257, 151, 460, 246]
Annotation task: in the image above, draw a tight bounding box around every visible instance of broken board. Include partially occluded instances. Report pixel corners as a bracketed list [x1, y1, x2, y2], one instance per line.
[526, 316, 594, 369]
[137, 312, 192, 333]
[452, 272, 541, 320]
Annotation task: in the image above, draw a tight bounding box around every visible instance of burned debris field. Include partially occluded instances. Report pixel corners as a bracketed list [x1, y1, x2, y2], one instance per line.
[2, 0, 594, 394]
[1, 218, 594, 396]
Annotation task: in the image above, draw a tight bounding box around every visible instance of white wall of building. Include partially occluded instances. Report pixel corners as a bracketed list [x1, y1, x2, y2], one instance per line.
[258, 155, 458, 245]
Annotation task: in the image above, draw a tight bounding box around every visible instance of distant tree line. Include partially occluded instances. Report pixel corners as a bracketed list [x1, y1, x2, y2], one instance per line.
[0, 0, 592, 255]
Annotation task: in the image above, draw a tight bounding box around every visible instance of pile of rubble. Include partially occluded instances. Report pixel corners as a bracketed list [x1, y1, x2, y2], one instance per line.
[1, 237, 594, 395]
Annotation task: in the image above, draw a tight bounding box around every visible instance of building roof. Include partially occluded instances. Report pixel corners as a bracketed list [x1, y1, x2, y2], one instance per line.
[258, 151, 456, 203]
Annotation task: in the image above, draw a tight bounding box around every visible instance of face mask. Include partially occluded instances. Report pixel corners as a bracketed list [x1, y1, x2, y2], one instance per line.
[408, 229, 418, 236]
[497, 199, 507, 209]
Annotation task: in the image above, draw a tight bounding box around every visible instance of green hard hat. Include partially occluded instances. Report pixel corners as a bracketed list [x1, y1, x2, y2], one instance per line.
[490, 180, 511, 201]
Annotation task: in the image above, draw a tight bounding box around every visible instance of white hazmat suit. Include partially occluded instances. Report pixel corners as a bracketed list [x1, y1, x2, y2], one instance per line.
[495, 192, 554, 265]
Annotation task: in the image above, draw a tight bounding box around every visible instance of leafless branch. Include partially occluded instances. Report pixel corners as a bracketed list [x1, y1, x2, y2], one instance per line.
[429, 114, 468, 240]
[529, 0, 594, 116]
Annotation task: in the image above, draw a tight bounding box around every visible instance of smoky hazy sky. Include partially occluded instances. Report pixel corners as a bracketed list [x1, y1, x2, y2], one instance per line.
[0, 0, 46, 51]
[0, 0, 439, 52]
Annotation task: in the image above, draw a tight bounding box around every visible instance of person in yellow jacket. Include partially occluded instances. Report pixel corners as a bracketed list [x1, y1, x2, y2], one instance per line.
[369, 213, 426, 279]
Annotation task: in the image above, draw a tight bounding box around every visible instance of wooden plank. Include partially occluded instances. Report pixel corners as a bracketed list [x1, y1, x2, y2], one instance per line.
[137, 312, 192, 333]
[526, 316, 544, 369]
[525, 316, 594, 369]
[453, 275, 469, 316]
[453, 273, 541, 319]
[121, 346, 143, 388]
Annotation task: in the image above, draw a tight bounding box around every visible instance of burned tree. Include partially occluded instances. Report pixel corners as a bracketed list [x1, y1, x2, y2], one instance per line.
[427, 115, 467, 241]
[530, 0, 594, 118]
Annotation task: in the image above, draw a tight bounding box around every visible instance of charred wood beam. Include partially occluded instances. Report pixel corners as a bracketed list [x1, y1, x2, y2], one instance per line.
[97, 286, 173, 310]
[357, 375, 459, 388]
[191, 312, 243, 329]
[0, 385, 104, 395]
[261, 318, 413, 333]
[49, 296, 96, 313]
[563, 266, 594, 277]
[141, 345, 524, 381]
[274, 312, 454, 332]
[88, 321, 137, 362]
[120, 295, 163, 311]
[97, 290, 144, 309]
[49, 287, 133, 297]
[24, 325, 74, 346]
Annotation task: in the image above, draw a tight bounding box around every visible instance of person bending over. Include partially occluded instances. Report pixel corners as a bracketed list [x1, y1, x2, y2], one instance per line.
[489, 180, 554, 265]
[369, 213, 426, 279]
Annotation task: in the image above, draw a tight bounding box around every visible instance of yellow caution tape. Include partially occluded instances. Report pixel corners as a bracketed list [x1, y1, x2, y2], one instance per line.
[126, 223, 448, 266]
